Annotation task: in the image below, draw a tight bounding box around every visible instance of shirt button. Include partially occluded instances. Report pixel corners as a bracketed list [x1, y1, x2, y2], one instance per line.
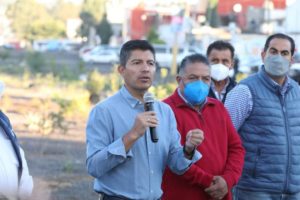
[150, 190, 153, 193]
[151, 170, 154, 174]
[149, 151, 151, 155]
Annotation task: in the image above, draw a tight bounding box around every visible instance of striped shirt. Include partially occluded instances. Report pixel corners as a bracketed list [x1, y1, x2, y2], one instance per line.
[225, 71, 290, 130]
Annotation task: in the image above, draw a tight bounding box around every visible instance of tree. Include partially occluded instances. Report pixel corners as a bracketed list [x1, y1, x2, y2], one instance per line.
[30, 19, 65, 40]
[206, 0, 220, 28]
[82, 0, 106, 22]
[78, 0, 106, 39]
[6, 0, 66, 41]
[96, 14, 113, 44]
[51, 0, 81, 22]
[79, 11, 96, 38]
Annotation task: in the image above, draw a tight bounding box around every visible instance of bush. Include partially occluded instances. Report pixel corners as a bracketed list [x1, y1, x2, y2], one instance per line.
[26, 51, 46, 73]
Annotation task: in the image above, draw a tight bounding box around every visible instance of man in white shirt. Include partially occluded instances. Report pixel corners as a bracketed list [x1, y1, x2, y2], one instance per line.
[0, 82, 33, 200]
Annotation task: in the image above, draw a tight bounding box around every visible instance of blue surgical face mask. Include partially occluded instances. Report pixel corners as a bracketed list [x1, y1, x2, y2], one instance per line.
[183, 80, 209, 105]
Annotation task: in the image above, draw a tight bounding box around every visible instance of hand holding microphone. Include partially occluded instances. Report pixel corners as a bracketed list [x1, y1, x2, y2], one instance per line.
[143, 92, 159, 143]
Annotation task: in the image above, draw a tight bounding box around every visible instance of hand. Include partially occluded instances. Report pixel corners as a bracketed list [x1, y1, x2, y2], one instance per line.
[184, 129, 204, 154]
[131, 111, 158, 138]
[123, 111, 159, 152]
[204, 176, 228, 200]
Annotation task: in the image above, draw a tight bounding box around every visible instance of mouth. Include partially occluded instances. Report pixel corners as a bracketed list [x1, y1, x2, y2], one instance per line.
[139, 76, 151, 82]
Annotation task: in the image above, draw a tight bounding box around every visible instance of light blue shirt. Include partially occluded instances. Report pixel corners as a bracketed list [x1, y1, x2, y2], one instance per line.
[86, 86, 201, 200]
[225, 68, 290, 130]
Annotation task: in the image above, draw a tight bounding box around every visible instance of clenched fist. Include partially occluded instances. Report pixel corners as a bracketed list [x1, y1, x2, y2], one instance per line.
[184, 129, 204, 156]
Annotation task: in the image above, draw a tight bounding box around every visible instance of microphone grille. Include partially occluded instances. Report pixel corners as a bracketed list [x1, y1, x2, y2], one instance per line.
[143, 92, 155, 103]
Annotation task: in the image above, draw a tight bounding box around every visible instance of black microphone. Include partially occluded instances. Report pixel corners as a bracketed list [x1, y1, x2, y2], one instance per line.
[143, 92, 158, 143]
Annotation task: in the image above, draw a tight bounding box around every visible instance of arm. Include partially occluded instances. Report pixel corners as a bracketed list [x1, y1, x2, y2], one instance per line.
[166, 110, 202, 175]
[221, 111, 245, 190]
[86, 106, 158, 178]
[19, 147, 33, 200]
[224, 84, 252, 130]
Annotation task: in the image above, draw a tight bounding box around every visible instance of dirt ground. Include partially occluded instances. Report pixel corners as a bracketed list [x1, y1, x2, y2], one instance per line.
[18, 131, 99, 200]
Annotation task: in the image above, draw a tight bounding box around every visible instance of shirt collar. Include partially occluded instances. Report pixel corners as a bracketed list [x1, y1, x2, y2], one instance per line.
[120, 85, 143, 108]
[210, 78, 230, 94]
[261, 66, 290, 94]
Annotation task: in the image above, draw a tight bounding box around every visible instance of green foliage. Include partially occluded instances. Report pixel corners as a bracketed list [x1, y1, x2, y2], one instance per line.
[30, 19, 65, 39]
[206, 0, 220, 28]
[49, 98, 71, 134]
[85, 69, 122, 103]
[26, 52, 46, 73]
[85, 69, 105, 95]
[79, 11, 96, 38]
[62, 160, 74, 173]
[82, 0, 106, 22]
[147, 27, 165, 44]
[0, 48, 10, 60]
[149, 82, 177, 100]
[51, 0, 81, 22]
[96, 14, 113, 44]
[6, 0, 66, 41]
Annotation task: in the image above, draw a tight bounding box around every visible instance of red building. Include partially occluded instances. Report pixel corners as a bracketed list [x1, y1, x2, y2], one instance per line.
[217, 0, 286, 30]
[130, 3, 157, 40]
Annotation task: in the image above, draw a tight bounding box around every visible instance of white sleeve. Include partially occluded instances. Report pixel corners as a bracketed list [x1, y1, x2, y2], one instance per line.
[18, 147, 33, 200]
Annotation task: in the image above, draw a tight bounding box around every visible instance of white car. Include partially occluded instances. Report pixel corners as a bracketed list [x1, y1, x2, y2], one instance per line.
[81, 48, 119, 64]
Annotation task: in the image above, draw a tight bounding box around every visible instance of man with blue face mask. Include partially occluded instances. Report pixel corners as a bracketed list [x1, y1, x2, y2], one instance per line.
[225, 33, 300, 200]
[162, 54, 245, 200]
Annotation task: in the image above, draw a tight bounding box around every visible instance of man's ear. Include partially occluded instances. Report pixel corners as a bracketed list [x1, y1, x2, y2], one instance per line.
[118, 65, 125, 75]
[261, 51, 266, 61]
[176, 75, 181, 84]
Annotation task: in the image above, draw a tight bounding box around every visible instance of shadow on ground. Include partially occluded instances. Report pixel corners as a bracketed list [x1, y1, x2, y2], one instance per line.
[19, 136, 98, 200]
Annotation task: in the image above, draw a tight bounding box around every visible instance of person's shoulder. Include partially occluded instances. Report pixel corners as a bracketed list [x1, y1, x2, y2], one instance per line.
[162, 94, 173, 105]
[92, 92, 121, 111]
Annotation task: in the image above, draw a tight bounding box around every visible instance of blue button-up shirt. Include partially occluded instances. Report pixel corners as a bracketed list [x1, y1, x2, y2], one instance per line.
[86, 86, 201, 200]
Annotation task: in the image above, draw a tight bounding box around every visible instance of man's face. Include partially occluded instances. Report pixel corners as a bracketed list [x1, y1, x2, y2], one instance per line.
[262, 38, 293, 63]
[208, 49, 233, 69]
[177, 62, 211, 93]
[118, 49, 156, 94]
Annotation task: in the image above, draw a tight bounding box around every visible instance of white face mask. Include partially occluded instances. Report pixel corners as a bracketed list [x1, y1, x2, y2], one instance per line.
[210, 63, 230, 81]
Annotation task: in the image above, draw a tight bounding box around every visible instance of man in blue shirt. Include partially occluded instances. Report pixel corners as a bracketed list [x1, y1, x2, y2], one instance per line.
[86, 40, 203, 200]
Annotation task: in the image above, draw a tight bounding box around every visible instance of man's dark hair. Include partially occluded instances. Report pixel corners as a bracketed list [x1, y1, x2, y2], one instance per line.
[263, 33, 295, 56]
[206, 40, 235, 59]
[119, 40, 155, 66]
[178, 54, 209, 75]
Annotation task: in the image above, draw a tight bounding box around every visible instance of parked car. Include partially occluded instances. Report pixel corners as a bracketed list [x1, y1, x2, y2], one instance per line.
[153, 44, 201, 72]
[80, 46, 119, 64]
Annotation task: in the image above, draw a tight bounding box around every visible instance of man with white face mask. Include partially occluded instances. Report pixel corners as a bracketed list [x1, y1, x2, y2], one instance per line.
[225, 33, 300, 200]
[207, 40, 236, 103]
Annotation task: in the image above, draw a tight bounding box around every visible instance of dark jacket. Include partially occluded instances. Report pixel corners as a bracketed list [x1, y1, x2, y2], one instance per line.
[209, 77, 237, 103]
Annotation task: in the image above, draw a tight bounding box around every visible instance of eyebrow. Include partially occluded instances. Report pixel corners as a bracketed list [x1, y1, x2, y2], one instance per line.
[270, 47, 290, 53]
[130, 59, 155, 63]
